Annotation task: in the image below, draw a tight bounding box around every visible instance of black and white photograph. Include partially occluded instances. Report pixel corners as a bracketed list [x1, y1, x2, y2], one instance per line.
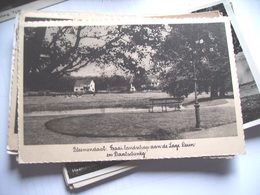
[17, 17, 244, 163]
[23, 21, 237, 144]
[191, 1, 260, 129]
[6, 11, 221, 153]
[5, 11, 223, 154]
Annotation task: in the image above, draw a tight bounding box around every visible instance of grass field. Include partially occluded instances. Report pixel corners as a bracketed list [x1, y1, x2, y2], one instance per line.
[23, 91, 237, 145]
[46, 106, 236, 138]
[24, 105, 236, 145]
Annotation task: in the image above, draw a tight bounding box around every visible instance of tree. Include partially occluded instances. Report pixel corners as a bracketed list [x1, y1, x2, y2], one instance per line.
[154, 23, 232, 98]
[24, 25, 167, 91]
[24, 27, 47, 90]
[24, 22, 233, 97]
[132, 67, 149, 90]
[193, 3, 242, 54]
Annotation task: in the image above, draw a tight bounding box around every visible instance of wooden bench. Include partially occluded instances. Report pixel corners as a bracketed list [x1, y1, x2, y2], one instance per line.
[148, 97, 184, 112]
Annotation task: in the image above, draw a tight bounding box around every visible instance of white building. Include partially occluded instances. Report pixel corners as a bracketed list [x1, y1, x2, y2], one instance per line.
[74, 79, 95, 93]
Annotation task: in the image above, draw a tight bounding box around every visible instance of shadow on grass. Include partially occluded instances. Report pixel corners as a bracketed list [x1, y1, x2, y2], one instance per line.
[45, 117, 178, 140]
[147, 128, 178, 140]
[44, 112, 184, 140]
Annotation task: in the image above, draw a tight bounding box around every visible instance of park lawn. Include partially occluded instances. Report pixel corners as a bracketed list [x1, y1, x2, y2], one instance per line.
[24, 106, 236, 145]
[183, 98, 228, 108]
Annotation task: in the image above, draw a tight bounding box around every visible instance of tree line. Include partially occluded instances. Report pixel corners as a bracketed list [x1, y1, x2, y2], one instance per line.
[24, 74, 152, 93]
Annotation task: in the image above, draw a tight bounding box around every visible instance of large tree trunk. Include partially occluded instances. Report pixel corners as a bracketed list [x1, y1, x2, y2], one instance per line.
[210, 85, 219, 99]
[219, 87, 226, 97]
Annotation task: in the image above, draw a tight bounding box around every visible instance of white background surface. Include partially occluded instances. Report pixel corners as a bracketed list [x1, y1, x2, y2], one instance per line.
[0, 0, 259, 194]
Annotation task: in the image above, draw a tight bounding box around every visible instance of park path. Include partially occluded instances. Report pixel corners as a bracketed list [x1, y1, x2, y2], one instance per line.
[25, 98, 234, 117]
[25, 107, 148, 116]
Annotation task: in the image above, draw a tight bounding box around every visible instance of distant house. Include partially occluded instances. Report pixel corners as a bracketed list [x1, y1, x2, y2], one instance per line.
[74, 79, 95, 93]
[140, 75, 160, 90]
[149, 76, 160, 88]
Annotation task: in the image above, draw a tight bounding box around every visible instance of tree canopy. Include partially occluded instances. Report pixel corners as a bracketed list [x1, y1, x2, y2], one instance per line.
[154, 23, 232, 98]
[24, 22, 233, 97]
[24, 24, 166, 90]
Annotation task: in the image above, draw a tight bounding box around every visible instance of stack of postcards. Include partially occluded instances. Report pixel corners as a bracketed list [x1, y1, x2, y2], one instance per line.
[6, 1, 260, 190]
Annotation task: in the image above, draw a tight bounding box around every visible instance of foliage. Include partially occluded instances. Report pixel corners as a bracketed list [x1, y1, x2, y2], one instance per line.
[155, 23, 232, 98]
[94, 75, 130, 91]
[24, 23, 233, 97]
[24, 25, 166, 91]
[192, 3, 242, 54]
[132, 67, 150, 90]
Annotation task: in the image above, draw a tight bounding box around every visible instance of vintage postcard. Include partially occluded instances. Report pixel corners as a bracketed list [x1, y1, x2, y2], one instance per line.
[7, 11, 221, 152]
[16, 16, 244, 163]
[20, 10, 221, 23]
[0, 0, 66, 23]
[7, 16, 20, 154]
[63, 161, 137, 187]
[7, 11, 222, 154]
[68, 165, 136, 190]
[7, 12, 117, 154]
[190, 0, 260, 129]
